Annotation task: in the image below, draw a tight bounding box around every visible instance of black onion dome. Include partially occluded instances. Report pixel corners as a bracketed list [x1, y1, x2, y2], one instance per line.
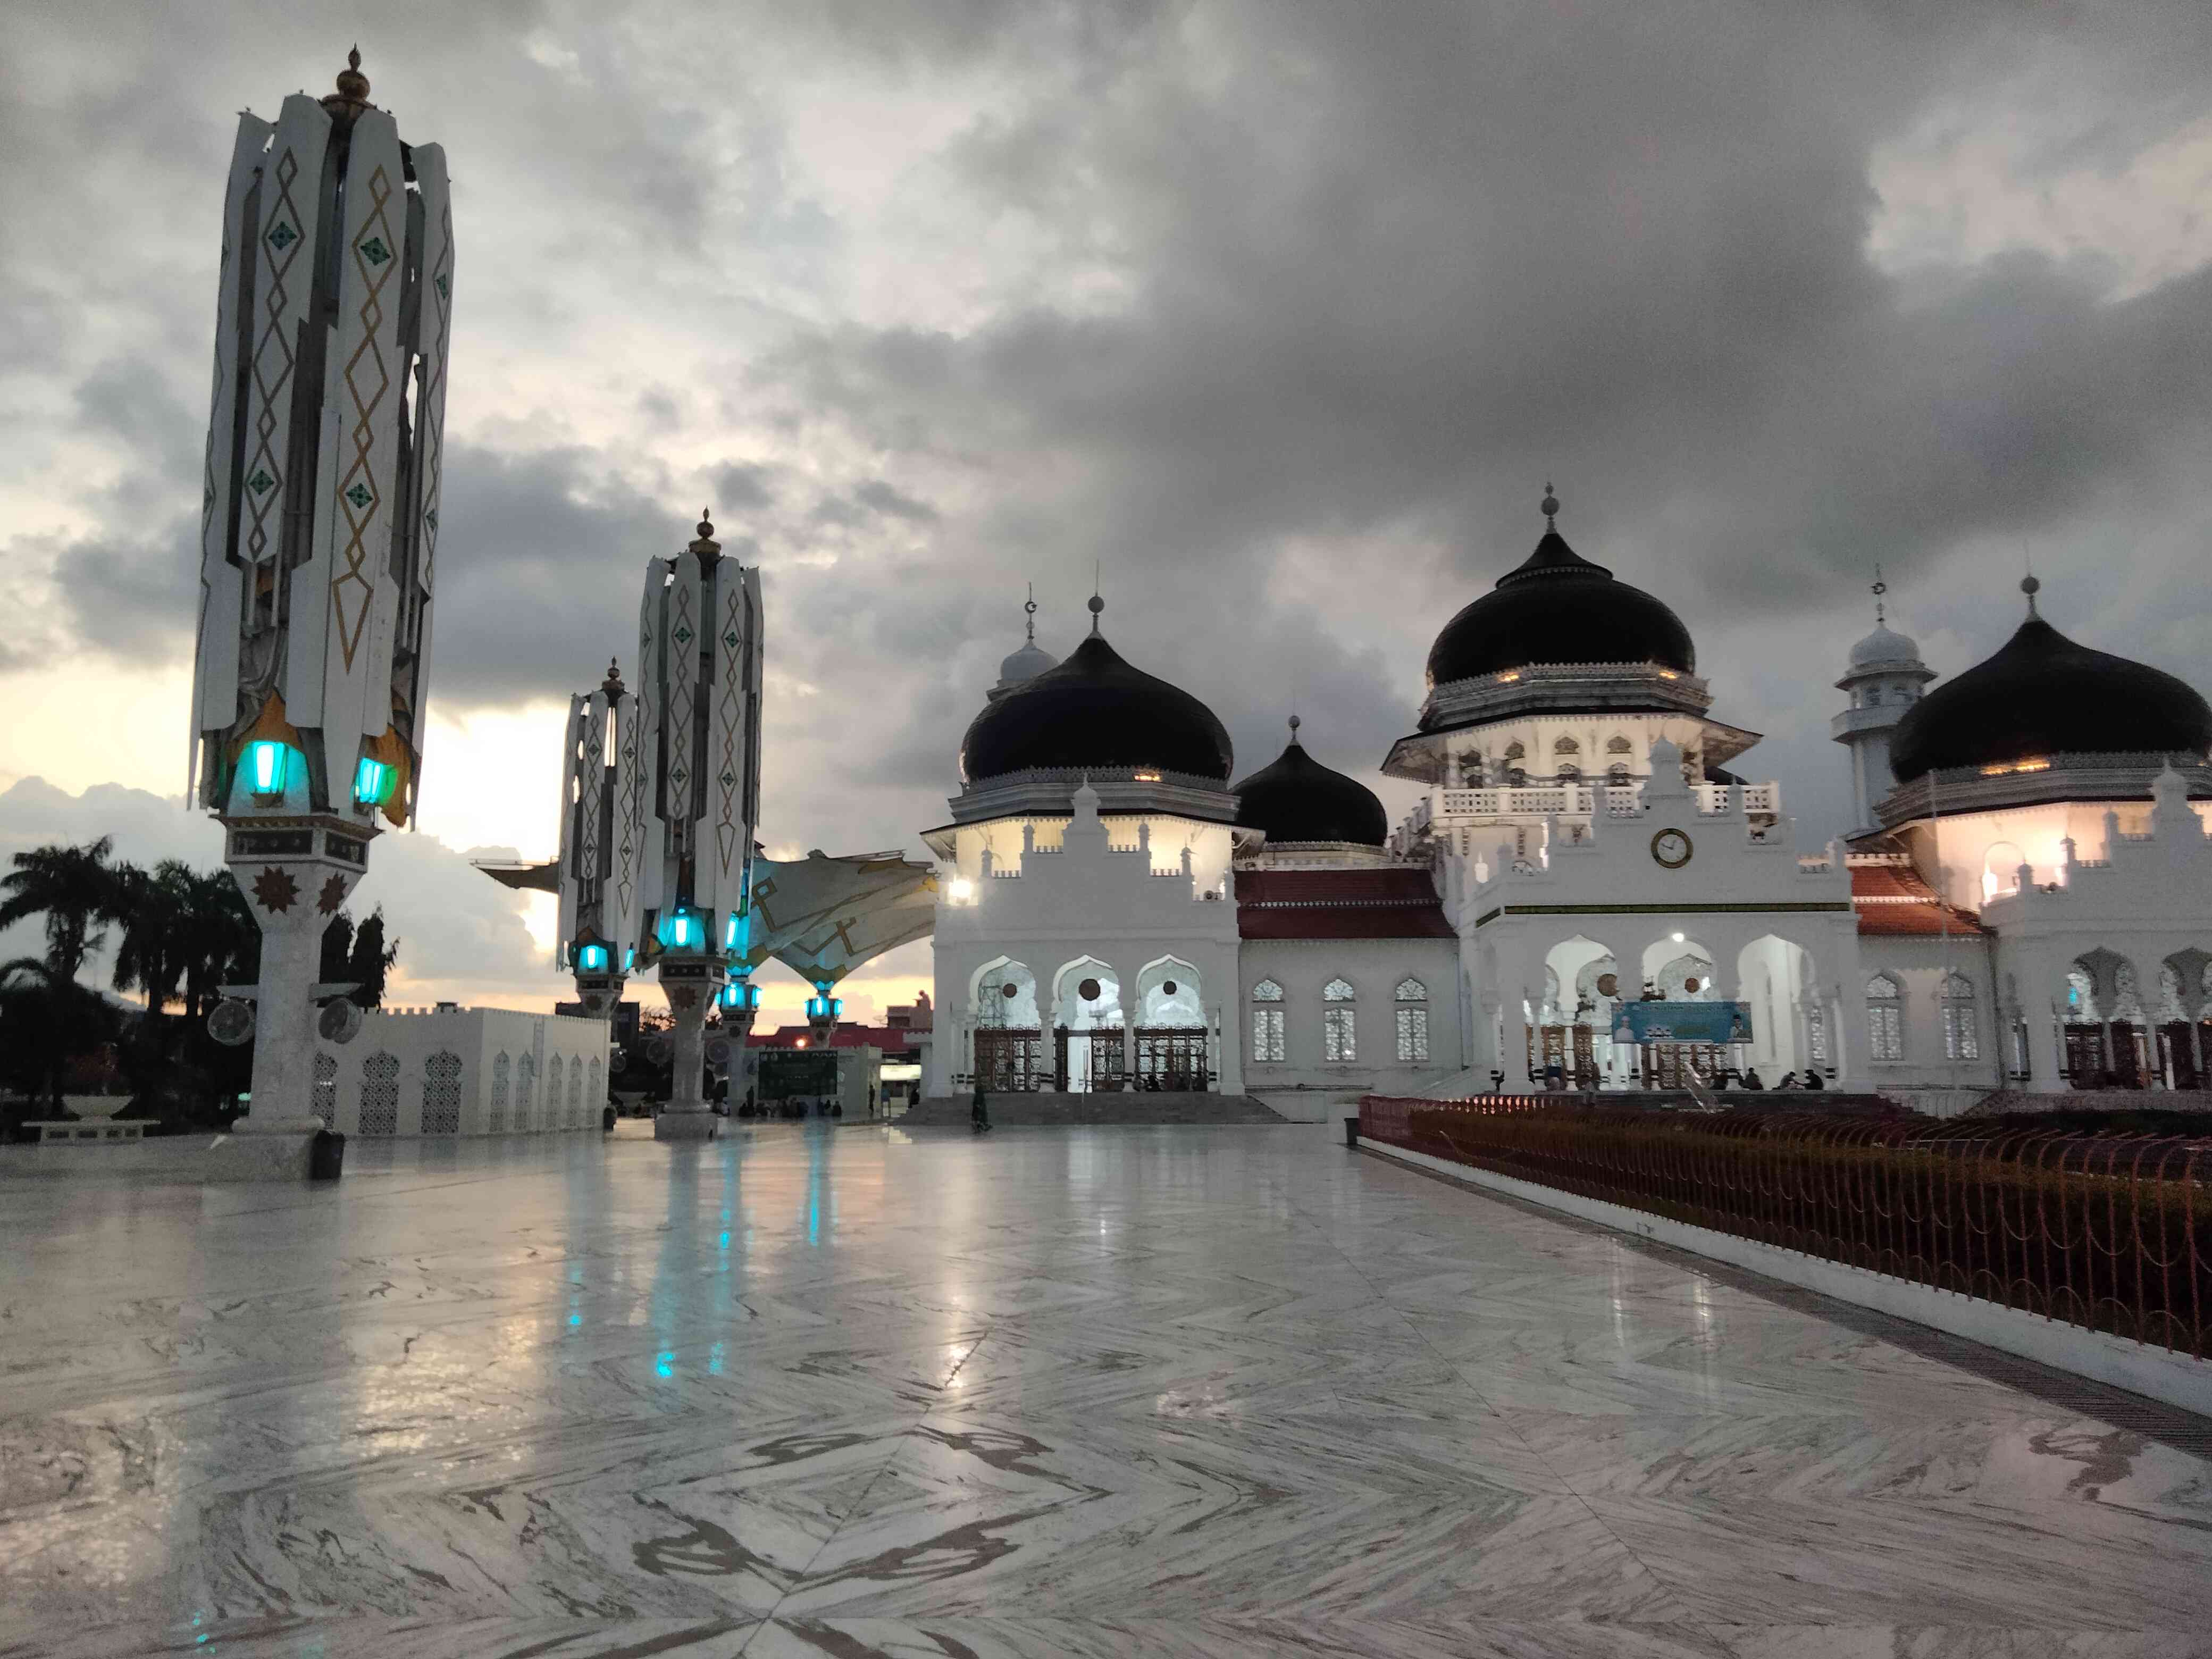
[959, 631, 1233, 783]
[1233, 727, 1388, 845]
[1425, 516, 1696, 690]
[1889, 608, 2212, 782]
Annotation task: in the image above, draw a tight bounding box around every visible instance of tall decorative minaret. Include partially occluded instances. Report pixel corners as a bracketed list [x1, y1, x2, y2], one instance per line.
[629, 512, 765, 1140]
[1831, 571, 1934, 836]
[189, 50, 454, 1141]
[554, 660, 646, 1017]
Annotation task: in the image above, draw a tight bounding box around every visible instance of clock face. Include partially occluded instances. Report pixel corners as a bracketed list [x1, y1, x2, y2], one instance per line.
[1650, 828, 1692, 869]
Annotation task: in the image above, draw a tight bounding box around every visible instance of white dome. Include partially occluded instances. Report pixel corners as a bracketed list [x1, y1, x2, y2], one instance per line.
[997, 640, 1059, 686]
[1848, 622, 1922, 670]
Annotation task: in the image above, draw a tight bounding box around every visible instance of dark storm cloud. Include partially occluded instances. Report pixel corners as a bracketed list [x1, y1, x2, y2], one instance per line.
[7, 0, 2211, 876]
[427, 442, 694, 703]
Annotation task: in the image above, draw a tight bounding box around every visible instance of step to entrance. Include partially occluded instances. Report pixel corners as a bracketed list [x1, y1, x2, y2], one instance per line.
[900, 1092, 1288, 1126]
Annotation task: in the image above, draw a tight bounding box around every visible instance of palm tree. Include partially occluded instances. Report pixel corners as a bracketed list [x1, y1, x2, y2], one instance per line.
[1, 957, 119, 1111]
[176, 867, 257, 1023]
[112, 859, 197, 1019]
[0, 837, 123, 983]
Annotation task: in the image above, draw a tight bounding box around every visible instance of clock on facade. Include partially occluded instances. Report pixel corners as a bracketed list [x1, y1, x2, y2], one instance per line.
[1650, 827, 1692, 869]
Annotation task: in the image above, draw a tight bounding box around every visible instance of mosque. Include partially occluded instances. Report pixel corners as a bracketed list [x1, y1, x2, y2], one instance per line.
[923, 489, 2212, 1112]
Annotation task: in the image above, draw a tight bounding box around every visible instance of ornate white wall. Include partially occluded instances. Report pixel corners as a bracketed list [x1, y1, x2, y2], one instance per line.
[314, 1008, 609, 1138]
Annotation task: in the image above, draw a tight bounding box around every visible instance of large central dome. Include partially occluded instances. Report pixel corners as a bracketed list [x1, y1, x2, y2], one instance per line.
[959, 614, 1233, 784]
[1889, 583, 2212, 782]
[1425, 491, 1695, 689]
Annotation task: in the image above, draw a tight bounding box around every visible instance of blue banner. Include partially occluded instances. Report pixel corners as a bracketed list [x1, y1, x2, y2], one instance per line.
[1613, 1000, 1753, 1045]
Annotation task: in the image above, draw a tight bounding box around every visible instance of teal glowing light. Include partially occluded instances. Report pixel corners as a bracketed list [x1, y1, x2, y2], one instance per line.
[351, 756, 395, 806]
[723, 912, 743, 950]
[624, 946, 636, 970]
[244, 741, 290, 795]
[576, 943, 609, 972]
[805, 992, 842, 1023]
[718, 980, 759, 1012]
[658, 910, 701, 950]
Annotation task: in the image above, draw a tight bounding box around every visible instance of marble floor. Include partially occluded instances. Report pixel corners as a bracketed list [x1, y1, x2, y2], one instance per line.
[2, 1122, 2208, 1657]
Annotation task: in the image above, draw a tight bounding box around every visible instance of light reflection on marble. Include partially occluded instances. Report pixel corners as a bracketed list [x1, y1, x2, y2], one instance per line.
[2, 1122, 2209, 1657]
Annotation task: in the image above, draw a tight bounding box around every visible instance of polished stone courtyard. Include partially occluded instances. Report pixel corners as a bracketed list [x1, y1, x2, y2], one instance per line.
[2, 1122, 2207, 1657]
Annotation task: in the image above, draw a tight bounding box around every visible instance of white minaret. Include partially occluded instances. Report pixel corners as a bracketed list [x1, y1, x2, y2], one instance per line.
[554, 659, 646, 1017]
[189, 50, 454, 1139]
[629, 512, 765, 1140]
[1831, 571, 1934, 836]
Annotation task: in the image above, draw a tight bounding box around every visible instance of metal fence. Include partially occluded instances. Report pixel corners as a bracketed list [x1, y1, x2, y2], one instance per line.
[1358, 1097, 2211, 1359]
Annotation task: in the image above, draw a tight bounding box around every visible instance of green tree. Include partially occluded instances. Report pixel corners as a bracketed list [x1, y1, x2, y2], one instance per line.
[1, 957, 120, 1112]
[345, 907, 397, 1008]
[0, 836, 122, 983]
[112, 859, 198, 1019]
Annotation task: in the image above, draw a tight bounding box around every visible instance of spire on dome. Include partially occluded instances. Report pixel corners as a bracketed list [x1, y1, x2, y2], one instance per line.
[2022, 572, 2041, 618]
[1541, 481, 1559, 531]
[1872, 565, 1887, 626]
[1024, 582, 1037, 644]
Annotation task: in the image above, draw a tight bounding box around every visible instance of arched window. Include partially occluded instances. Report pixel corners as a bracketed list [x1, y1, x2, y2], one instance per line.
[1606, 735, 1632, 755]
[1556, 763, 1580, 783]
[1941, 974, 1979, 1061]
[516, 1052, 537, 1131]
[1503, 741, 1525, 761]
[1607, 762, 1630, 782]
[360, 1052, 400, 1136]
[1553, 736, 1579, 755]
[1250, 979, 1285, 1062]
[489, 1052, 511, 1134]
[1323, 978, 1356, 1062]
[1507, 767, 1528, 787]
[1394, 978, 1428, 1062]
[423, 1051, 463, 1134]
[1865, 974, 1903, 1062]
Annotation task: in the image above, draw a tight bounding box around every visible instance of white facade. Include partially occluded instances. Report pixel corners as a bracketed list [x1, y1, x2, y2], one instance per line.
[1237, 937, 1465, 1106]
[1427, 741, 1865, 1088]
[929, 782, 1243, 1095]
[314, 1008, 610, 1137]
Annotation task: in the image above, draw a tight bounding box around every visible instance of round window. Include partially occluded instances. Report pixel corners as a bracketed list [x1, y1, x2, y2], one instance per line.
[1595, 973, 1618, 998]
[1682, 976, 1700, 994]
[1001, 982, 1019, 1000]
[1078, 977, 1102, 1002]
[1161, 979, 1178, 996]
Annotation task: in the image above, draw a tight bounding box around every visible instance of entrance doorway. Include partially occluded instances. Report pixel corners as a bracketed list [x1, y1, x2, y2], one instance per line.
[1054, 1028, 1127, 1092]
[975, 1028, 1046, 1091]
[1134, 1028, 1209, 1090]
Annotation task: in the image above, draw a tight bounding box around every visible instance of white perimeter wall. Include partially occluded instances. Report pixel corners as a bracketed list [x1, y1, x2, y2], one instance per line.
[316, 1008, 611, 1138]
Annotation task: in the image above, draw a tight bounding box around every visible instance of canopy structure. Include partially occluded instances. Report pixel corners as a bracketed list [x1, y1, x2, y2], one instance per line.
[743, 851, 937, 986]
[473, 847, 937, 986]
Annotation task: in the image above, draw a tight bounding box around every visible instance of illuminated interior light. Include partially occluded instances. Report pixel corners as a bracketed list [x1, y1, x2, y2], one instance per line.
[351, 756, 395, 806]
[576, 943, 609, 972]
[245, 741, 290, 795]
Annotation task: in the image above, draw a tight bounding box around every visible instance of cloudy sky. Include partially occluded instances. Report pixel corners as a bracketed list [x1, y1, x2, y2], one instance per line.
[3, 0, 2208, 1021]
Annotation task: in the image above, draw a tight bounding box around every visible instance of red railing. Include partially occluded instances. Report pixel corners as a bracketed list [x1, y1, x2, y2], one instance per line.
[1358, 1097, 2212, 1359]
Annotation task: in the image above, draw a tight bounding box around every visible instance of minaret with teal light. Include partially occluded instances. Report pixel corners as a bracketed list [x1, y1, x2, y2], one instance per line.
[630, 509, 764, 1139]
[187, 49, 455, 1135]
[556, 659, 646, 1017]
[1831, 567, 1936, 836]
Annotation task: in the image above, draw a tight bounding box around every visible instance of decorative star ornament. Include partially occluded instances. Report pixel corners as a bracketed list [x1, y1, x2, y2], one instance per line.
[317, 874, 350, 916]
[252, 867, 300, 914]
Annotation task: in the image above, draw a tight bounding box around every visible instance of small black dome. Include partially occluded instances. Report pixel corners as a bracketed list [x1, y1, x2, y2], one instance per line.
[960, 631, 1233, 783]
[1890, 612, 2212, 782]
[1233, 730, 1388, 845]
[1426, 525, 1696, 689]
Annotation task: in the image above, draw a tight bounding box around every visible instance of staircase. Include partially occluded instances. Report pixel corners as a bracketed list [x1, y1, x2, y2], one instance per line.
[899, 1092, 1288, 1126]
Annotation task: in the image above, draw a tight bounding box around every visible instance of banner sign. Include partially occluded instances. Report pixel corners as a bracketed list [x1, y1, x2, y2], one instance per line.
[1614, 1000, 1752, 1045]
